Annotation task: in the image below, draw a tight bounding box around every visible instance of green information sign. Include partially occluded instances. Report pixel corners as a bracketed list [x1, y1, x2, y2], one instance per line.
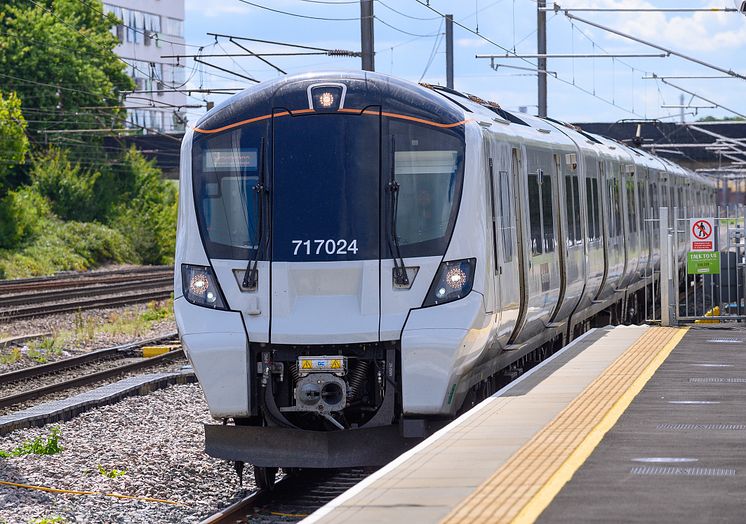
[687, 251, 720, 275]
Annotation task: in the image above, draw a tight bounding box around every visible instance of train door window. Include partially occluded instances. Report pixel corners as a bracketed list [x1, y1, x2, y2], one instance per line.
[528, 172, 542, 255]
[488, 159, 499, 273]
[678, 186, 685, 218]
[526, 148, 556, 255]
[541, 170, 555, 253]
[565, 174, 582, 245]
[638, 175, 648, 242]
[626, 177, 637, 234]
[607, 172, 621, 238]
[585, 178, 596, 241]
[571, 175, 582, 244]
[499, 169, 513, 262]
[650, 181, 659, 219]
[661, 179, 668, 208]
[565, 174, 576, 247]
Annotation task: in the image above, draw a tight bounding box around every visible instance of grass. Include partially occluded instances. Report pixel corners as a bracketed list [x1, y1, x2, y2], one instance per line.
[0, 347, 23, 366]
[62, 300, 173, 344]
[0, 427, 62, 458]
[98, 464, 126, 479]
[0, 301, 173, 369]
[30, 517, 67, 524]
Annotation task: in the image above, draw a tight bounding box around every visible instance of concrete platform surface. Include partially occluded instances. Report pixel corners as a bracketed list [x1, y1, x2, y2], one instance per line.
[304, 325, 687, 524]
[538, 327, 746, 524]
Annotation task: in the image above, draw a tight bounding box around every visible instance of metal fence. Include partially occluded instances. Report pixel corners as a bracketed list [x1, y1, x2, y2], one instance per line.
[656, 205, 746, 326]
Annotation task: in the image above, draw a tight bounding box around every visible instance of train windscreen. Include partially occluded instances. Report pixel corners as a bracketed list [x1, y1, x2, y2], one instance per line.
[191, 115, 464, 261]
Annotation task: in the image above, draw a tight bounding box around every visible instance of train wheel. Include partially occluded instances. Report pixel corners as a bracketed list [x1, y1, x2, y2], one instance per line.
[254, 466, 278, 491]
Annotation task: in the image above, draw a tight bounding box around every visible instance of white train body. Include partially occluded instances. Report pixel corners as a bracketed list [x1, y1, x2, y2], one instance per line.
[174, 71, 715, 468]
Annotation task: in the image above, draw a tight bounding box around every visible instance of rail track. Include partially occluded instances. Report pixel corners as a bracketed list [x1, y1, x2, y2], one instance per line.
[0, 332, 182, 410]
[201, 468, 374, 524]
[0, 266, 173, 321]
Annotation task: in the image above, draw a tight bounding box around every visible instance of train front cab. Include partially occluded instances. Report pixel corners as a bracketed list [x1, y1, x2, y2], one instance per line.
[174, 73, 502, 473]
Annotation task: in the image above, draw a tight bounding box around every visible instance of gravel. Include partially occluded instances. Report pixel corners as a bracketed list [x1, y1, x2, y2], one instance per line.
[0, 383, 254, 524]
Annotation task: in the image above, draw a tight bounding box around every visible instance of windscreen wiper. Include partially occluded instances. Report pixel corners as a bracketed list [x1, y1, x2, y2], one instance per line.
[388, 137, 409, 287]
[243, 138, 267, 289]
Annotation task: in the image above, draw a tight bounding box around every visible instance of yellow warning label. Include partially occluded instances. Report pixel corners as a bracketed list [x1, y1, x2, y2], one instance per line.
[301, 360, 312, 369]
[331, 359, 341, 369]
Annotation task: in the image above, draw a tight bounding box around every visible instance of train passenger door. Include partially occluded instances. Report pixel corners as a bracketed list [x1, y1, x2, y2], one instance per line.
[508, 147, 529, 345]
[269, 106, 382, 344]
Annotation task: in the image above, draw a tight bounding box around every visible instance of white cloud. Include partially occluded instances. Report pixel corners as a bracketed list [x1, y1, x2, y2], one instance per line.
[185, 0, 251, 18]
[566, 0, 746, 53]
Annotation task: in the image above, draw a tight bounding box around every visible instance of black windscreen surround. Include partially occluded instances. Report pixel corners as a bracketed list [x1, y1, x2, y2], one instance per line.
[271, 112, 381, 262]
[192, 124, 265, 260]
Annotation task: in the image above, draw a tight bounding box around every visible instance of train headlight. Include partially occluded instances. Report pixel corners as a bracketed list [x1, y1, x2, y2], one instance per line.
[423, 258, 476, 307]
[181, 264, 228, 310]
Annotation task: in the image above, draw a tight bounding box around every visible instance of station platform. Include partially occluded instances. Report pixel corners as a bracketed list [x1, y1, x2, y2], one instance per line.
[304, 324, 746, 523]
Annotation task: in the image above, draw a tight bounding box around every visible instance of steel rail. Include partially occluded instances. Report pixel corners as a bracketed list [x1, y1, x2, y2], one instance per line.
[0, 332, 178, 384]
[0, 288, 173, 321]
[199, 487, 276, 524]
[0, 333, 181, 409]
[0, 277, 172, 307]
[0, 266, 172, 292]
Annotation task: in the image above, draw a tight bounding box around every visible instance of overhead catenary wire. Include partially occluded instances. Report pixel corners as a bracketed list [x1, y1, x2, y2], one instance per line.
[413, 0, 646, 118]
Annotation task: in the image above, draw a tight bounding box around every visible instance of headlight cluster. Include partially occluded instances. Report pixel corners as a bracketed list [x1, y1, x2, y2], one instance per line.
[181, 264, 227, 310]
[423, 258, 476, 307]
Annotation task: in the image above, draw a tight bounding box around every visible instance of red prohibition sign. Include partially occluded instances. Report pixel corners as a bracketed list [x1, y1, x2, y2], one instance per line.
[692, 220, 713, 240]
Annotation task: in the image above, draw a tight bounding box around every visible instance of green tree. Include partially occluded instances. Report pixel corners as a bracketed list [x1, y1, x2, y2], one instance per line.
[0, 0, 133, 148]
[0, 91, 29, 191]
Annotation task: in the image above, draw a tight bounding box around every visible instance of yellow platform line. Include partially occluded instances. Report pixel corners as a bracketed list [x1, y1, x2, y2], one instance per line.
[441, 326, 688, 524]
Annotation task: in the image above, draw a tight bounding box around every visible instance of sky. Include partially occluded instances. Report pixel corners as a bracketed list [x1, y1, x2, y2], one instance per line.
[179, 0, 746, 126]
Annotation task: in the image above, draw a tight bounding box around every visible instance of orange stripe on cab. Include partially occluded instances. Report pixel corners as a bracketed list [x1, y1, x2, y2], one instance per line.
[192, 107, 468, 134]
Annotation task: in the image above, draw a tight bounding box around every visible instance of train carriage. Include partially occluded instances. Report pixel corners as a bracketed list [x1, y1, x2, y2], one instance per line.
[174, 71, 715, 486]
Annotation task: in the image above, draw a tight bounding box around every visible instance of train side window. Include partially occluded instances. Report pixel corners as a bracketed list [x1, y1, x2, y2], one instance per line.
[499, 170, 513, 262]
[528, 173, 543, 255]
[542, 172, 555, 253]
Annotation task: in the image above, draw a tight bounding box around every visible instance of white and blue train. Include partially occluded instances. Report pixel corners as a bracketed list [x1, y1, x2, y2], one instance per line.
[174, 71, 716, 487]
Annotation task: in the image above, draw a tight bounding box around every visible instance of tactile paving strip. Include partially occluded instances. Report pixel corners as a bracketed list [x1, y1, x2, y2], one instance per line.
[442, 327, 687, 524]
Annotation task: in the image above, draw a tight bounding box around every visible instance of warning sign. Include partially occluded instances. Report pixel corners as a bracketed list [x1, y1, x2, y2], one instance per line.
[298, 356, 347, 373]
[690, 218, 714, 251]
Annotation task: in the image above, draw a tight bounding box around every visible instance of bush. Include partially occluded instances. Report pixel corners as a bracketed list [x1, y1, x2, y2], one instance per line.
[0, 219, 136, 278]
[109, 148, 177, 264]
[0, 91, 29, 190]
[30, 149, 100, 221]
[0, 186, 50, 248]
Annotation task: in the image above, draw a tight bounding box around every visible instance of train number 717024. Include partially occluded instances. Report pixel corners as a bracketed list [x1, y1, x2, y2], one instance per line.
[291, 239, 359, 256]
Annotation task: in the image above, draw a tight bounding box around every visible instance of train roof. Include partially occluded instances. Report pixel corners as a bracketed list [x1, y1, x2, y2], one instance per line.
[194, 71, 715, 188]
